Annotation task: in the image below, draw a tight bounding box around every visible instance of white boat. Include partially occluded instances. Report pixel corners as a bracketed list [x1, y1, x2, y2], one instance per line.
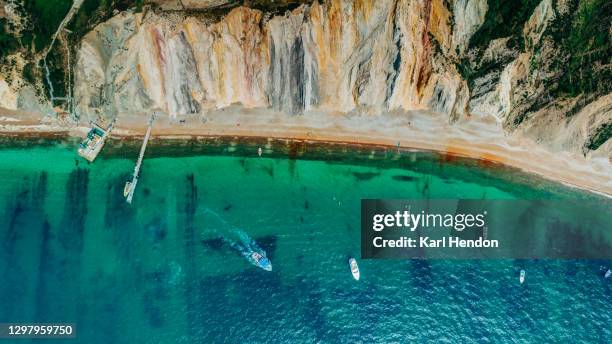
[349, 258, 360, 281]
[605, 269, 611, 278]
[249, 251, 272, 271]
[123, 181, 132, 197]
[519, 269, 526, 284]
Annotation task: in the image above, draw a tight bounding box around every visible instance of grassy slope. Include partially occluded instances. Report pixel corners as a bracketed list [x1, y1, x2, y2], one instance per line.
[551, 0, 611, 151]
[455, 0, 610, 151]
[24, 0, 73, 51]
[455, 0, 540, 88]
[555, 0, 611, 97]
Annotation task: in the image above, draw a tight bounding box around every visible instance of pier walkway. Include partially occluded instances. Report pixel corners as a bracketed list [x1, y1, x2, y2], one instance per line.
[124, 114, 155, 204]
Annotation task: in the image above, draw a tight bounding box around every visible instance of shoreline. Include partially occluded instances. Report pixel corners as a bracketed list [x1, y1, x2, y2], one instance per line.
[1, 109, 610, 197]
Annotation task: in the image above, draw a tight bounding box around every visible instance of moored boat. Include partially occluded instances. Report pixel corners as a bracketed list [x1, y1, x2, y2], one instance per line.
[349, 258, 360, 281]
[519, 269, 526, 284]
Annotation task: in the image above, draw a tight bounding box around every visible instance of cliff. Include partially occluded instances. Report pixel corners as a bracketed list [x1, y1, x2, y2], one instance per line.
[1, 0, 610, 159]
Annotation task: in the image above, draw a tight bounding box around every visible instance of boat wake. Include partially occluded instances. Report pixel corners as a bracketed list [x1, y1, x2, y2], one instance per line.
[201, 208, 272, 271]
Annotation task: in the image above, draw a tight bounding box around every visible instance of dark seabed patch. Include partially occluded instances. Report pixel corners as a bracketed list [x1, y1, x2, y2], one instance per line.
[104, 173, 137, 260]
[238, 158, 249, 173]
[146, 217, 168, 243]
[104, 172, 136, 229]
[261, 164, 275, 178]
[352, 171, 381, 181]
[181, 173, 206, 341]
[4, 192, 24, 253]
[33, 218, 52, 319]
[392, 175, 417, 182]
[35, 168, 89, 321]
[201, 237, 226, 250]
[1, 173, 48, 320]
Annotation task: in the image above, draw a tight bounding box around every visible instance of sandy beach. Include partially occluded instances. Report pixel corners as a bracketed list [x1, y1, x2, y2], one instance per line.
[1, 107, 610, 196]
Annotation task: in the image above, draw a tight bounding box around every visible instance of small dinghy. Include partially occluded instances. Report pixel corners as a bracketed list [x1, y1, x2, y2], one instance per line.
[349, 258, 360, 281]
[519, 269, 526, 284]
[605, 269, 611, 279]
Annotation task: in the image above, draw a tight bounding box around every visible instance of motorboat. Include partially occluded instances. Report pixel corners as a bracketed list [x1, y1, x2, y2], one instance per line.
[202, 208, 272, 272]
[249, 251, 272, 271]
[349, 258, 360, 281]
[519, 269, 525, 284]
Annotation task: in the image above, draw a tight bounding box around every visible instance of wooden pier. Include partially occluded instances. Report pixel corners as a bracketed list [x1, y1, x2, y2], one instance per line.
[124, 114, 155, 204]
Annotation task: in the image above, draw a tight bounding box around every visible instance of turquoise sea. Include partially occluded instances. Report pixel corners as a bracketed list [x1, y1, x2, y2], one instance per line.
[0, 138, 610, 343]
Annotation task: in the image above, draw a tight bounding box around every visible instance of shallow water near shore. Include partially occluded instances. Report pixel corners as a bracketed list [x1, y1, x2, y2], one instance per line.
[0, 140, 610, 343]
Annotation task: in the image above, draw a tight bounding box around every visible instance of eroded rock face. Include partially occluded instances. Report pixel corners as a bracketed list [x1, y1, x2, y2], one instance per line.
[0, 78, 17, 109]
[452, 0, 487, 54]
[75, 0, 471, 120]
[518, 93, 612, 158]
[67, 0, 610, 156]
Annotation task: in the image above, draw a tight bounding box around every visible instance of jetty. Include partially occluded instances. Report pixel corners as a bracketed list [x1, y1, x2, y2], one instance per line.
[78, 121, 113, 162]
[124, 114, 155, 204]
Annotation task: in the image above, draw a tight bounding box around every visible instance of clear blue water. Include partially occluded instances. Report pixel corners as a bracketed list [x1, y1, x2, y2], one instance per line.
[0, 140, 610, 343]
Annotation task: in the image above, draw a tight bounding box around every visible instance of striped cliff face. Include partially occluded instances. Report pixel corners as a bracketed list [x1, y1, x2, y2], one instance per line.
[71, 0, 610, 157]
[74, 0, 470, 119]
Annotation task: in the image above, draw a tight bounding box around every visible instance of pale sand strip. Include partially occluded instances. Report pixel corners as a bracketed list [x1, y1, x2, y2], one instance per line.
[1, 107, 610, 196]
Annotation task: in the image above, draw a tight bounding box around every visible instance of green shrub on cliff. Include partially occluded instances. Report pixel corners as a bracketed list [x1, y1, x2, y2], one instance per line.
[458, 0, 541, 89]
[469, 0, 541, 51]
[23, 0, 72, 51]
[0, 19, 19, 60]
[557, 0, 611, 97]
[585, 122, 612, 152]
